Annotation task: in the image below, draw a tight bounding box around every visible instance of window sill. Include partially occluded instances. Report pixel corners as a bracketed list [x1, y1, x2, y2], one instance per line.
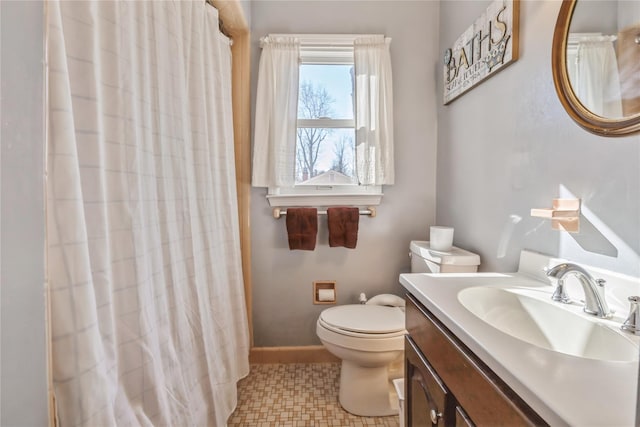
[266, 193, 383, 208]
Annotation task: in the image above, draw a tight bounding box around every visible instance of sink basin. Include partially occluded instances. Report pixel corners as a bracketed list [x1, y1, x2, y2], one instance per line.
[458, 286, 638, 362]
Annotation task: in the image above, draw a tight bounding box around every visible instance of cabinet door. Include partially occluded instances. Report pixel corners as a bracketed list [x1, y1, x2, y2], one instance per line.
[406, 294, 547, 426]
[405, 336, 450, 427]
[455, 406, 475, 427]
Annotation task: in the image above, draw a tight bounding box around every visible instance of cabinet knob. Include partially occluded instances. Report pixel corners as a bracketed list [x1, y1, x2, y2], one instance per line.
[430, 409, 442, 424]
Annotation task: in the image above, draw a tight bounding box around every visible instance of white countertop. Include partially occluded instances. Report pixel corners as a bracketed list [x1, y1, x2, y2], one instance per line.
[400, 257, 640, 427]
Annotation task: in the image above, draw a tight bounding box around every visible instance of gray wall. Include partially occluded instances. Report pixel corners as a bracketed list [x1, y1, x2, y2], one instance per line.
[239, 0, 251, 29]
[250, 1, 440, 346]
[251, 0, 640, 347]
[437, 0, 640, 277]
[0, 1, 49, 425]
[569, 0, 617, 34]
[618, 1, 640, 30]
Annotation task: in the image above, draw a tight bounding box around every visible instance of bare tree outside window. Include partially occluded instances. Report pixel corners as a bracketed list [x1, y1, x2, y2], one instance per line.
[296, 81, 334, 181]
[330, 134, 354, 177]
[295, 63, 356, 185]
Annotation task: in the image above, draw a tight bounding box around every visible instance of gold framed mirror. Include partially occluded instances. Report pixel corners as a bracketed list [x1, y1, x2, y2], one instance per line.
[552, 0, 640, 136]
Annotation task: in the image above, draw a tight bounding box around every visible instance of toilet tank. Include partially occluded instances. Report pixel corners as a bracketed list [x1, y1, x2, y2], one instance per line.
[410, 240, 480, 273]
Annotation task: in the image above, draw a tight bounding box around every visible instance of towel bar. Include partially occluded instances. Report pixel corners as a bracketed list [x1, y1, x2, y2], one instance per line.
[273, 207, 376, 219]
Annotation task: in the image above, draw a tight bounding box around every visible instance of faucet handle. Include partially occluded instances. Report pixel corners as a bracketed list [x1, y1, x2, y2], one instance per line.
[621, 296, 640, 335]
[551, 278, 572, 304]
[546, 264, 572, 303]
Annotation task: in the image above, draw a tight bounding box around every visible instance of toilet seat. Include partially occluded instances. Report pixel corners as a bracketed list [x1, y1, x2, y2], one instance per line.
[318, 305, 406, 339]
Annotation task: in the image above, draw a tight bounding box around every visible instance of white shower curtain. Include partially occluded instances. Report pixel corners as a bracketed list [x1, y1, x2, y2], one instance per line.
[567, 35, 623, 118]
[46, 1, 249, 426]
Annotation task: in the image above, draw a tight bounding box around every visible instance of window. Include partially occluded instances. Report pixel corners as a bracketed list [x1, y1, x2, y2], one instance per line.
[296, 62, 356, 185]
[253, 35, 393, 207]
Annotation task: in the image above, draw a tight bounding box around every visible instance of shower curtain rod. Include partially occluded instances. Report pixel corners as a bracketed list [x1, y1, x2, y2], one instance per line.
[567, 32, 617, 48]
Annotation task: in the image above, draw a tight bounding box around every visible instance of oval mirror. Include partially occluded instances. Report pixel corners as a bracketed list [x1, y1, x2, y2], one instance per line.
[552, 0, 640, 136]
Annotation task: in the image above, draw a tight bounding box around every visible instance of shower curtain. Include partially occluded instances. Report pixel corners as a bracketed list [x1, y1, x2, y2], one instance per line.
[46, 1, 249, 425]
[567, 36, 623, 118]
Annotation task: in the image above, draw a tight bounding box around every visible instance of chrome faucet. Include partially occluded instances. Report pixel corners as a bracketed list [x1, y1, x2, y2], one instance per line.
[621, 296, 640, 335]
[546, 263, 612, 318]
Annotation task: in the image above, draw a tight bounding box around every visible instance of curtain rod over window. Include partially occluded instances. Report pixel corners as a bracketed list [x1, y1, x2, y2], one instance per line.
[260, 34, 390, 48]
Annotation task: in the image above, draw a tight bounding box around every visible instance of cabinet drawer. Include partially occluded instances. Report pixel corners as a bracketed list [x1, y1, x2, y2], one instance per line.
[406, 294, 546, 426]
[405, 336, 449, 426]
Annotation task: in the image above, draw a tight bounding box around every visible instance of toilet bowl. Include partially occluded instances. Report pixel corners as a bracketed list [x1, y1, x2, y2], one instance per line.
[317, 242, 480, 417]
[316, 302, 406, 416]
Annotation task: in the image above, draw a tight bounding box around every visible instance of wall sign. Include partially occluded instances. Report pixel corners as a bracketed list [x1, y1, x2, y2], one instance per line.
[443, 0, 519, 104]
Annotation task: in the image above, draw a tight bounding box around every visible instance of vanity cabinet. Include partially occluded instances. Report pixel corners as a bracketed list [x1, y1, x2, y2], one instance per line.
[405, 336, 449, 426]
[404, 294, 547, 427]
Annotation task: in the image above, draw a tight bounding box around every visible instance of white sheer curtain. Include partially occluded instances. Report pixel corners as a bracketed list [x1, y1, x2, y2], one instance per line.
[354, 36, 394, 186]
[46, 1, 249, 426]
[567, 35, 623, 118]
[252, 36, 300, 187]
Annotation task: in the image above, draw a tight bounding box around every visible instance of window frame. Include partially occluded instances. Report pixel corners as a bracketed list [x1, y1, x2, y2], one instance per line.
[266, 35, 383, 208]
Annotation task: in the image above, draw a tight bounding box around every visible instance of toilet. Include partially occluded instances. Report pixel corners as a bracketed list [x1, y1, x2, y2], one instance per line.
[317, 298, 406, 416]
[316, 240, 480, 417]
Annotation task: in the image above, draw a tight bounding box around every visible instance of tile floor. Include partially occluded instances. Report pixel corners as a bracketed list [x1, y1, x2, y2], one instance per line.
[228, 363, 400, 426]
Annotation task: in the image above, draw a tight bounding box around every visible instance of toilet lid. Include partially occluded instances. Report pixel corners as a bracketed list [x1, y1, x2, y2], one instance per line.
[319, 305, 405, 334]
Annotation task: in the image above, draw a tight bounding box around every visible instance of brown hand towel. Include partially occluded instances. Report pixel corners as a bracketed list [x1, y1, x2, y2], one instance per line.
[327, 207, 359, 249]
[286, 208, 318, 250]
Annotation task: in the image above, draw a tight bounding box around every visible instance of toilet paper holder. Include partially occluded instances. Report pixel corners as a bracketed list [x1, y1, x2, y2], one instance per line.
[313, 281, 337, 305]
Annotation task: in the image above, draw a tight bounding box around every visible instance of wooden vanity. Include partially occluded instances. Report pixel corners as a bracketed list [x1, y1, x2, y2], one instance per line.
[404, 293, 547, 426]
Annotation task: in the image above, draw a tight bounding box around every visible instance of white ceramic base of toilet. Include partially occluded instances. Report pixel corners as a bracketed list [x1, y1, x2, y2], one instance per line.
[338, 360, 399, 417]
